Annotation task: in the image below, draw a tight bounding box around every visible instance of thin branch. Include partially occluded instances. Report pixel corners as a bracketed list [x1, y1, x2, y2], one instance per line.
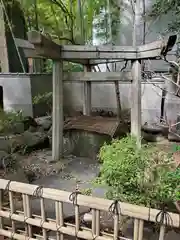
[143, 71, 180, 100]
[49, 0, 73, 29]
[106, 63, 111, 72]
[58, 37, 76, 44]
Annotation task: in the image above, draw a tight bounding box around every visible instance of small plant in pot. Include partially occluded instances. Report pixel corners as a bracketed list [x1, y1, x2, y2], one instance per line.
[96, 135, 180, 212]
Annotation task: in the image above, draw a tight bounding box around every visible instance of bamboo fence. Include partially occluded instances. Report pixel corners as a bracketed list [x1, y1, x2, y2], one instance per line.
[0, 179, 179, 240]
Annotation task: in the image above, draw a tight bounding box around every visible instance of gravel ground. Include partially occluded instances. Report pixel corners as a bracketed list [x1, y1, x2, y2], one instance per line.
[18, 141, 177, 182]
[20, 150, 76, 181]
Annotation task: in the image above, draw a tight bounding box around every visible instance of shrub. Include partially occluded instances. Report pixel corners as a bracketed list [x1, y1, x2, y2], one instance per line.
[33, 92, 52, 114]
[97, 135, 180, 209]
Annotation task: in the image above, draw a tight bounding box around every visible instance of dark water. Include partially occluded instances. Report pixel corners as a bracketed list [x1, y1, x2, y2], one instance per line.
[32, 157, 102, 219]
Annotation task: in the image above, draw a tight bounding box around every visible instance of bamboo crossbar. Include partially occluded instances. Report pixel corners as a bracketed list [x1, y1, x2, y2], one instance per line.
[0, 179, 179, 240]
[0, 179, 179, 227]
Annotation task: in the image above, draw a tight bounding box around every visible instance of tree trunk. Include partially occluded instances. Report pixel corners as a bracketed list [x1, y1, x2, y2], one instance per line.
[107, 0, 122, 121]
[5, 0, 29, 72]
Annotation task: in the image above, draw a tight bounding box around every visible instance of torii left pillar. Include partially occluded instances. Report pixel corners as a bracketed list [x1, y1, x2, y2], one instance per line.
[52, 60, 63, 161]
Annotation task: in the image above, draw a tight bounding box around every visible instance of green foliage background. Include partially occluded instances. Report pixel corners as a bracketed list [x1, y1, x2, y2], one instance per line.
[17, 0, 121, 44]
[150, 0, 180, 33]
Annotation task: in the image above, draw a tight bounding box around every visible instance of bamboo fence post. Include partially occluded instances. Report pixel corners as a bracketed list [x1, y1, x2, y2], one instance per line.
[55, 201, 64, 240]
[133, 218, 139, 240]
[95, 210, 100, 237]
[25, 195, 32, 237]
[138, 219, 144, 240]
[113, 212, 119, 240]
[159, 225, 166, 240]
[92, 209, 96, 237]
[0, 190, 3, 229]
[40, 198, 47, 239]
[75, 204, 80, 240]
[9, 191, 15, 232]
[22, 194, 28, 235]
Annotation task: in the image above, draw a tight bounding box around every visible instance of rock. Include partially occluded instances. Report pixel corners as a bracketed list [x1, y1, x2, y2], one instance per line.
[37, 126, 46, 132]
[160, 124, 169, 137]
[0, 131, 50, 153]
[168, 132, 180, 142]
[28, 126, 37, 132]
[19, 131, 50, 153]
[154, 135, 167, 142]
[35, 116, 52, 131]
[24, 170, 37, 183]
[0, 116, 36, 135]
[176, 114, 180, 131]
[2, 122, 25, 134]
[11, 122, 24, 134]
[142, 132, 166, 142]
[156, 139, 169, 145]
[0, 151, 11, 169]
[83, 212, 93, 223]
[3, 169, 28, 183]
[0, 136, 12, 152]
[0, 122, 24, 135]
[22, 116, 38, 131]
[142, 124, 164, 134]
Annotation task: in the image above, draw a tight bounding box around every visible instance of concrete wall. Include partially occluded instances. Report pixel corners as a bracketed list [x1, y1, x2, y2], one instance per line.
[0, 73, 32, 116]
[165, 79, 180, 124]
[30, 74, 52, 117]
[64, 79, 180, 124]
[64, 80, 163, 124]
[0, 73, 52, 117]
[0, 73, 178, 124]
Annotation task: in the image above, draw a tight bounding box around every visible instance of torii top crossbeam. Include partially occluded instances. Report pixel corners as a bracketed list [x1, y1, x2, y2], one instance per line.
[19, 31, 177, 64]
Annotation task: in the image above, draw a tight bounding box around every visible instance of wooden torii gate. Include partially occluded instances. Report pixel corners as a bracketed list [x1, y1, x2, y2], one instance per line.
[15, 31, 176, 161]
